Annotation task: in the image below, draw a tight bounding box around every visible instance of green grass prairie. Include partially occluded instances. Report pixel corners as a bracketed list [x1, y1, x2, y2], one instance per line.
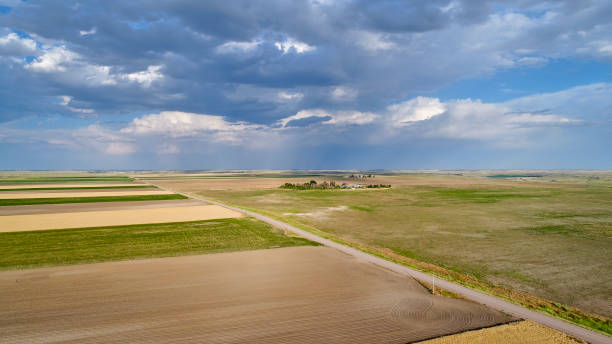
[150, 172, 611, 332]
[0, 217, 318, 270]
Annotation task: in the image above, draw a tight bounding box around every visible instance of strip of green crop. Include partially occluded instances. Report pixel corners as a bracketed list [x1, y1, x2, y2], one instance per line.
[0, 217, 319, 270]
[0, 194, 186, 206]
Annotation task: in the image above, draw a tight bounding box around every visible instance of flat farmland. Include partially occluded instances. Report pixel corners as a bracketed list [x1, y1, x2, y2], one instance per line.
[0, 176, 134, 183]
[0, 246, 514, 343]
[0, 193, 187, 206]
[149, 172, 612, 330]
[0, 199, 205, 215]
[0, 189, 173, 199]
[0, 177, 186, 206]
[2, 171, 607, 342]
[0, 183, 149, 190]
[0, 217, 317, 270]
[0, 205, 242, 232]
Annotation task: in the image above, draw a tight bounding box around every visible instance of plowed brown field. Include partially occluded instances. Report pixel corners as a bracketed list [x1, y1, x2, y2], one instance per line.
[0, 246, 514, 344]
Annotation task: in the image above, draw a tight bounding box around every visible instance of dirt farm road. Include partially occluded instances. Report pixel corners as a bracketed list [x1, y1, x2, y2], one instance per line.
[144, 180, 611, 344]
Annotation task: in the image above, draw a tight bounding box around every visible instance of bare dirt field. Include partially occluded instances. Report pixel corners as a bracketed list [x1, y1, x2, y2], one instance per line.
[0, 190, 173, 199]
[0, 205, 243, 232]
[0, 246, 514, 344]
[0, 199, 205, 216]
[416, 320, 585, 344]
[0, 183, 143, 189]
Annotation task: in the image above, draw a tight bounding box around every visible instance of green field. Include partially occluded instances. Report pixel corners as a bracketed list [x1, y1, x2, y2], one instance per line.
[159, 173, 611, 329]
[0, 185, 153, 191]
[0, 217, 318, 270]
[0, 194, 187, 206]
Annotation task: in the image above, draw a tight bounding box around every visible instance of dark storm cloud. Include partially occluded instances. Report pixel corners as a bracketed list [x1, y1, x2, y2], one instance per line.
[0, 0, 611, 125]
[349, 0, 474, 32]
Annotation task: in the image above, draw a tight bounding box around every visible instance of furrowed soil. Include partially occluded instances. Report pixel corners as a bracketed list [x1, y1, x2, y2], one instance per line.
[0, 246, 514, 343]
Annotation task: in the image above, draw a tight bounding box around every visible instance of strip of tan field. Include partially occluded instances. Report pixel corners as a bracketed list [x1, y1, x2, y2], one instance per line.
[0, 183, 143, 189]
[0, 190, 173, 199]
[415, 320, 585, 344]
[0, 205, 242, 232]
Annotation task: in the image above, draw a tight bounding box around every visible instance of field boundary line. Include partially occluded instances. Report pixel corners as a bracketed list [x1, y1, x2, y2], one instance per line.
[140, 180, 611, 344]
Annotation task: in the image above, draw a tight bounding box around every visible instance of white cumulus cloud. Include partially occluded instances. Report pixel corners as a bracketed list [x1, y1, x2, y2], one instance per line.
[216, 40, 261, 53]
[0, 32, 37, 56]
[26, 45, 77, 72]
[278, 109, 378, 127]
[118, 65, 163, 87]
[121, 111, 262, 143]
[275, 38, 315, 54]
[325, 111, 379, 125]
[387, 97, 447, 126]
[79, 28, 97, 36]
[277, 91, 304, 101]
[59, 96, 96, 117]
[26, 44, 163, 87]
[418, 98, 577, 146]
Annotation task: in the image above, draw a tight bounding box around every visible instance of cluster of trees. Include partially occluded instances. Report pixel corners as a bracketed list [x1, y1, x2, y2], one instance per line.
[280, 180, 338, 190]
[279, 180, 391, 190]
[346, 174, 375, 179]
[365, 184, 392, 188]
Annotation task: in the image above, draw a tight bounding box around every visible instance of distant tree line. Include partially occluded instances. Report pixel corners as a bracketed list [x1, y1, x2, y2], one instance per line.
[280, 180, 336, 190]
[345, 174, 375, 179]
[364, 184, 391, 188]
[279, 180, 390, 190]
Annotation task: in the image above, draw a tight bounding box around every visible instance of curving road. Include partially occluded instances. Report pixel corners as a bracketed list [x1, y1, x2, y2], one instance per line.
[143, 181, 611, 344]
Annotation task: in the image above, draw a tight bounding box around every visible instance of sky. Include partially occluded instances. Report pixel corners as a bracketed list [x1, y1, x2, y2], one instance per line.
[0, 0, 611, 170]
